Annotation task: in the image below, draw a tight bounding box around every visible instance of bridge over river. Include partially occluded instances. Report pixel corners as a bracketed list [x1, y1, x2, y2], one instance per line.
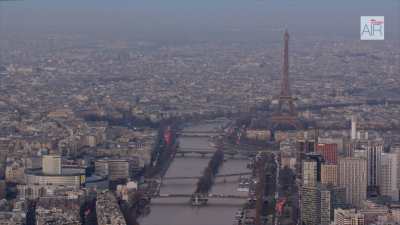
[176, 146, 278, 159]
[163, 172, 252, 180]
[175, 150, 248, 159]
[177, 130, 221, 137]
[154, 193, 248, 200]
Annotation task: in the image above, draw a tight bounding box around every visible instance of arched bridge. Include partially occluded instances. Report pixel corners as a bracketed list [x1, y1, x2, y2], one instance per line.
[177, 131, 221, 137]
[163, 172, 252, 180]
[176, 148, 249, 159]
[154, 193, 248, 200]
[176, 150, 215, 158]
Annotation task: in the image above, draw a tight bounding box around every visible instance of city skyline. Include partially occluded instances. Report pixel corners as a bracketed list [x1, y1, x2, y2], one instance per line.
[1, 0, 399, 41]
[0, 1, 399, 225]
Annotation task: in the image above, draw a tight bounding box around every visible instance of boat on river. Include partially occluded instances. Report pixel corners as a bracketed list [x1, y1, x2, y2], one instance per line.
[191, 194, 208, 206]
[237, 176, 250, 192]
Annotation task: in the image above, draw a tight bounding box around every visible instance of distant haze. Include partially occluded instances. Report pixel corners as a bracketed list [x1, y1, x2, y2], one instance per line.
[0, 0, 399, 41]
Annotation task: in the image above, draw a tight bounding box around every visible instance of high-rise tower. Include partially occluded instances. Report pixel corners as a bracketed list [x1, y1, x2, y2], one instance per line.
[366, 141, 383, 195]
[338, 157, 367, 208]
[279, 30, 295, 114]
[351, 115, 357, 140]
[271, 30, 301, 130]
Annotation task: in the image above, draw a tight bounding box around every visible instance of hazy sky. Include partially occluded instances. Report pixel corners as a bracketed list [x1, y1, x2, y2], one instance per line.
[0, 0, 399, 41]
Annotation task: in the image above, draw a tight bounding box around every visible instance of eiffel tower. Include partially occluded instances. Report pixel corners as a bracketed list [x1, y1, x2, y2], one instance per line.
[271, 30, 301, 130]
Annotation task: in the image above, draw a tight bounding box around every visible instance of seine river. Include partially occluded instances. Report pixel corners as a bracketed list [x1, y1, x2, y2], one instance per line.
[140, 120, 250, 225]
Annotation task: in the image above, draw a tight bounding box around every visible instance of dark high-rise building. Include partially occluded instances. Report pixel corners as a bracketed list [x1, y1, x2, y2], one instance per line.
[329, 186, 347, 220]
[349, 140, 383, 197]
[0, 180, 6, 200]
[305, 152, 325, 183]
[366, 141, 383, 195]
[296, 139, 316, 175]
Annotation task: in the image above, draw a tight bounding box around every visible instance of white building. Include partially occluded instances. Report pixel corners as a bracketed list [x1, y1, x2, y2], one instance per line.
[351, 115, 357, 140]
[391, 145, 400, 192]
[302, 160, 317, 187]
[42, 155, 62, 175]
[339, 157, 367, 208]
[380, 153, 398, 200]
